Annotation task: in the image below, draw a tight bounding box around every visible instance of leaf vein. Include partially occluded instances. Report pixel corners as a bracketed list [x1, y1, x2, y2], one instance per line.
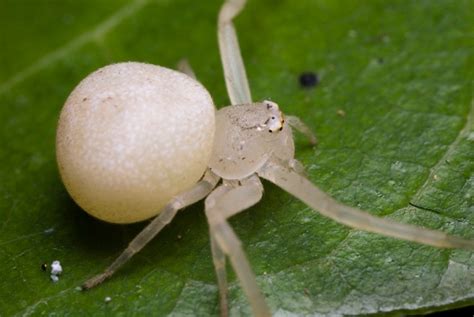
[0, 0, 149, 96]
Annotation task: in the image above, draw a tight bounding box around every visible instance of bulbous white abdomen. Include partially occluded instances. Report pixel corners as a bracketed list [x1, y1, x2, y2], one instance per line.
[56, 62, 215, 223]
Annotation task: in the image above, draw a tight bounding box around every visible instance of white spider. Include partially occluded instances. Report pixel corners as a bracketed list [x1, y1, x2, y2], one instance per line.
[55, 0, 474, 316]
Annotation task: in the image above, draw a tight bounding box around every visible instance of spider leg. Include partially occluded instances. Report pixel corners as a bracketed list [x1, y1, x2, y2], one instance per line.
[258, 160, 474, 250]
[177, 58, 197, 79]
[211, 235, 229, 317]
[82, 170, 220, 290]
[286, 115, 318, 145]
[205, 175, 271, 317]
[218, 0, 252, 104]
[289, 158, 307, 177]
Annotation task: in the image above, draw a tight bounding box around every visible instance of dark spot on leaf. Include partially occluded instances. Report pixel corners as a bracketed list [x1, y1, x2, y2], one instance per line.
[299, 72, 319, 88]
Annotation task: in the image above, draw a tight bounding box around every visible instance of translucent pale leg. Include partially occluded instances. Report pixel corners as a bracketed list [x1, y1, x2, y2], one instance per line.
[82, 170, 220, 290]
[289, 158, 307, 176]
[205, 176, 271, 317]
[218, 0, 252, 104]
[177, 58, 197, 79]
[258, 160, 474, 250]
[208, 184, 232, 317]
[286, 115, 318, 145]
[211, 234, 229, 316]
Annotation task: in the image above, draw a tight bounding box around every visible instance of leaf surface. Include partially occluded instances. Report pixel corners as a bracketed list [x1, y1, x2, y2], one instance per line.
[0, 0, 473, 315]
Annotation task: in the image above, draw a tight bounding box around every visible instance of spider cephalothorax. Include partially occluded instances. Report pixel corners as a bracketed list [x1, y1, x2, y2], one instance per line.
[209, 101, 294, 180]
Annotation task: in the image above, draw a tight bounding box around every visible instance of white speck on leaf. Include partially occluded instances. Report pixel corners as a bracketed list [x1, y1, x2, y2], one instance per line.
[43, 227, 55, 234]
[51, 260, 62, 275]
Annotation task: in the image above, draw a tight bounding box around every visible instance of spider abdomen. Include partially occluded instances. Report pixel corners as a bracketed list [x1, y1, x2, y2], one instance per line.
[56, 62, 215, 223]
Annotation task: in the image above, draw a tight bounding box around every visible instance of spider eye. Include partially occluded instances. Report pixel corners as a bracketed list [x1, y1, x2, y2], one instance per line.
[267, 116, 283, 133]
[262, 100, 283, 133]
[263, 99, 278, 110]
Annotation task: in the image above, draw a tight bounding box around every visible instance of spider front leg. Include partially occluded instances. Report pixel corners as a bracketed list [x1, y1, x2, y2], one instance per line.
[82, 170, 220, 290]
[286, 115, 318, 145]
[205, 175, 271, 317]
[258, 160, 474, 250]
[218, 0, 252, 104]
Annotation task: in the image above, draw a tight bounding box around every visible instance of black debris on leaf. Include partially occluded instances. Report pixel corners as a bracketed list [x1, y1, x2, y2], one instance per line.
[299, 72, 319, 89]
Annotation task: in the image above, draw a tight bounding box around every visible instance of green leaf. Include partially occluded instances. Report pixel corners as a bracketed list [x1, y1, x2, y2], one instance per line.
[1, 0, 473, 315]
